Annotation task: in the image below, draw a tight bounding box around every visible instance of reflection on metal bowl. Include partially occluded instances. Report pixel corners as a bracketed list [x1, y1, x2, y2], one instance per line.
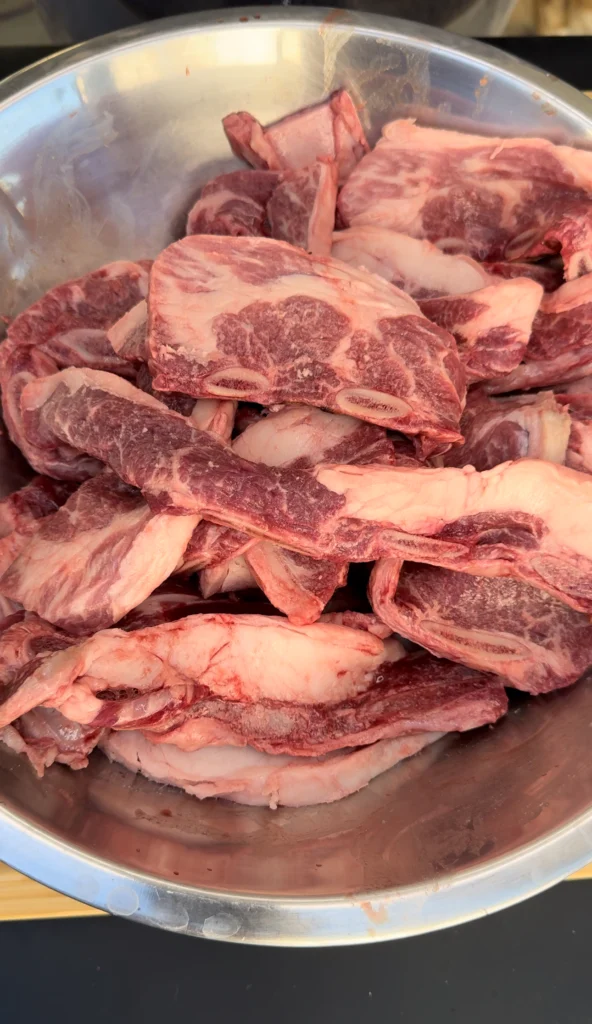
[1, 9, 592, 944]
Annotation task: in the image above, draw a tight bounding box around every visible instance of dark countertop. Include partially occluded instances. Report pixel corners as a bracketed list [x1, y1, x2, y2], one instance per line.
[1, 34, 591, 1024]
[2, 881, 591, 1023]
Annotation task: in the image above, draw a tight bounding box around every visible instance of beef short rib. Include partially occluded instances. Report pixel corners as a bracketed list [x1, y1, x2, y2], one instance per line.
[338, 119, 592, 277]
[370, 558, 592, 694]
[147, 235, 465, 456]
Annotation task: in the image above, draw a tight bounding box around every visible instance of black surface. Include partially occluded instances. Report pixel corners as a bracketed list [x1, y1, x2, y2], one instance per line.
[1, 881, 590, 1022]
[0, 37, 591, 89]
[1, 31, 590, 1023]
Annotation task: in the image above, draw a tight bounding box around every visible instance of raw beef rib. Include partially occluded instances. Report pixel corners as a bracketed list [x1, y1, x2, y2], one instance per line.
[186, 169, 279, 237]
[223, 89, 369, 185]
[243, 543, 349, 625]
[1, 261, 151, 479]
[331, 226, 543, 382]
[486, 273, 592, 392]
[369, 558, 592, 694]
[0, 606, 506, 766]
[0, 470, 198, 634]
[267, 160, 338, 256]
[189, 402, 395, 623]
[21, 368, 592, 613]
[338, 119, 592, 277]
[102, 730, 441, 808]
[137, 649, 507, 757]
[331, 226, 561, 298]
[442, 390, 571, 471]
[147, 235, 465, 456]
[136, 363, 237, 437]
[0, 613, 392, 728]
[419, 278, 543, 383]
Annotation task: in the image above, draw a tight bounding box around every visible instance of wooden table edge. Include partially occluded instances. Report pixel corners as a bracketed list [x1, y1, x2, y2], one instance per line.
[0, 859, 590, 921]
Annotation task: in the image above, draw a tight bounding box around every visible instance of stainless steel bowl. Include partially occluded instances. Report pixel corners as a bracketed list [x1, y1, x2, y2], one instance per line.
[2, 9, 592, 946]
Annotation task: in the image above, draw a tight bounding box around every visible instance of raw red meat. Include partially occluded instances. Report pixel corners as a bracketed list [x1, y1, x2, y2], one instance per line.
[369, 558, 592, 694]
[0, 723, 56, 777]
[1, 344, 100, 481]
[7, 708, 104, 774]
[483, 260, 563, 292]
[244, 543, 349, 625]
[136, 362, 237, 436]
[189, 403, 395, 622]
[0, 613, 391, 728]
[135, 362, 197, 418]
[0, 604, 504, 765]
[487, 274, 592, 392]
[332, 225, 493, 299]
[331, 227, 543, 382]
[338, 120, 592, 277]
[181, 522, 256, 575]
[443, 390, 571, 471]
[0, 613, 75, 716]
[554, 382, 592, 474]
[0, 476, 77, 578]
[135, 650, 507, 757]
[0, 476, 75, 539]
[107, 300, 148, 363]
[319, 611, 392, 638]
[147, 235, 465, 456]
[419, 279, 543, 383]
[223, 89, 369, 186]
[119, 581, 241, 630]
[186, 169, 279, 237]
[182, 399, 396, 576]
[267, 160, 338, 256]
[20, 369, 592, 614]
[1, 261, 151, 479]
[0, 471, 198, 633]
[101, 730, 440, 808]
[199, 555, 256, 597]
[231, 402, 396, 469]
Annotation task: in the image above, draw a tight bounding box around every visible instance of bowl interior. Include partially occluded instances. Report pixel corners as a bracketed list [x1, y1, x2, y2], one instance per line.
[2, 9, 592, 943]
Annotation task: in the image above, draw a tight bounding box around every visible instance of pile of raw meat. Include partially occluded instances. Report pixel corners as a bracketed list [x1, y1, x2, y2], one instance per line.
[2, 90, 592, 809]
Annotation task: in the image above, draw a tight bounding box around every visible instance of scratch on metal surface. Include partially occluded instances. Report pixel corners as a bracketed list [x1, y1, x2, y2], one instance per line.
[319, 10, 355, 95]
[349, 42, 430, 138]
